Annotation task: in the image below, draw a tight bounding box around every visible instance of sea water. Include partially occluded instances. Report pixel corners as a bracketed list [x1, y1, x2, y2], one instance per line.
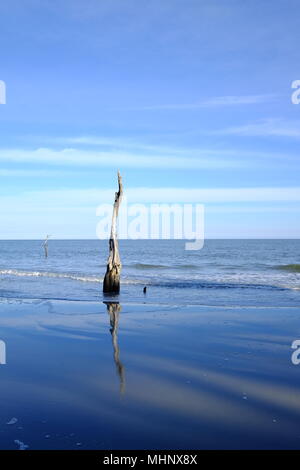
[0, 239, 299, 307]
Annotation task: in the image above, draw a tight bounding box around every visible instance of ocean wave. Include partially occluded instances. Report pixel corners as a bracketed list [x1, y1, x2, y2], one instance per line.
[0, 269, 140, 285]
[0, 269, 102, 283]
[275, 264, 300, 273]
[131, 263, 199, 270]
[149, 280, 285, 290]
[0, 269, 296, 291]
[132, 263, 169, 270]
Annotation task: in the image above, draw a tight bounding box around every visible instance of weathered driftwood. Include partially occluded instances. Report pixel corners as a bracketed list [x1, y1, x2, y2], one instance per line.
[104, 301, 125, 394]
[103, 172, 123, 294]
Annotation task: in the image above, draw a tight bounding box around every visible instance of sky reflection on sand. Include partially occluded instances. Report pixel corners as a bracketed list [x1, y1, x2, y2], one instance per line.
[0, 299, 300, 449]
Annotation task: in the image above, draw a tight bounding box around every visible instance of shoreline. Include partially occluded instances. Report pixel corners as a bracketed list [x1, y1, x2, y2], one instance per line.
[0, 295, 299, 309]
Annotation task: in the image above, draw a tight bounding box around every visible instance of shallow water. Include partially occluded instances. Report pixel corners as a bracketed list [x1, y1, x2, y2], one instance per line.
[0, 300, 300, 450]
[0, 239, 299, 307]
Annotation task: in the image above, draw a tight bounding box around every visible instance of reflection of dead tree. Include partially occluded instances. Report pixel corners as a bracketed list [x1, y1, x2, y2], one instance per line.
[104, 301, 125, 394]
[103, 172, 123, 294]
[43, 235, 51, 258]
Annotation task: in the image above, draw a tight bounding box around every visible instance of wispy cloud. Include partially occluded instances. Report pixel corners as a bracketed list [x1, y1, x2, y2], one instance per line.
[206, 205, 300, 214]
[1, 137, 299, 175]
[0, 147, 247, 170]
[0, 168, 83, 177]
[213, 118, 300, 138]
[135, 94, 277, 111]
[55, 136, 189, 155]
[2, 186, 300, 208]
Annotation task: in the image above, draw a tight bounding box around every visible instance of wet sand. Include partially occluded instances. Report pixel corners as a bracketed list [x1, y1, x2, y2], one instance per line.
[0, 299, 300, 449]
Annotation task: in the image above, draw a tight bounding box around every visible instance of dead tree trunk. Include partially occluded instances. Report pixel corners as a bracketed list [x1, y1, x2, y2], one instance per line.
[103, 171, 123, 294]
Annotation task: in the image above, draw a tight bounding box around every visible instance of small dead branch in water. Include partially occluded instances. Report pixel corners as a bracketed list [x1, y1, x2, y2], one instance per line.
[43, 235, 51, 258]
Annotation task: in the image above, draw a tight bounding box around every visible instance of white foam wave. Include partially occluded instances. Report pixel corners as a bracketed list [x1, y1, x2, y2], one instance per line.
[0, 269, 142, 285]
[0, 268, 299, 290]
[0, 269, 102, 283]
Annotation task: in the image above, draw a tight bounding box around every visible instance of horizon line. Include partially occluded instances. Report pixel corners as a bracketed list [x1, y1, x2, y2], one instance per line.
[0, 238, 299, 241]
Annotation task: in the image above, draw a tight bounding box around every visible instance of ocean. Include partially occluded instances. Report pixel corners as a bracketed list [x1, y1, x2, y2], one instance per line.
[0, 239, 299, 306]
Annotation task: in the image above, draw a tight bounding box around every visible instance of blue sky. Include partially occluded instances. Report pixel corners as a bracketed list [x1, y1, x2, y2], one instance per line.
[0, 0, 300, 238]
